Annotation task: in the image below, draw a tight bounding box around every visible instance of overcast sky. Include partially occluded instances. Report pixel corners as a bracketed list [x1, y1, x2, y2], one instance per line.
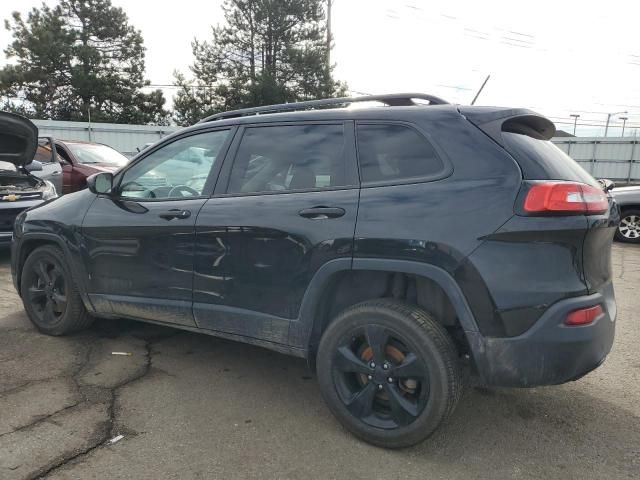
[1, 0, 640, 134]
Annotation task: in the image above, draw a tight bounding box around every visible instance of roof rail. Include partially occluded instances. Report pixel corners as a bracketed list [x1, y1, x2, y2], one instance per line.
[198, 93, 449, 123]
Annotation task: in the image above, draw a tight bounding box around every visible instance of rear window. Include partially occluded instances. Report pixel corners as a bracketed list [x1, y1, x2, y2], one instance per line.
[356, 124, 444, 185]
[503, 132, 598, 186]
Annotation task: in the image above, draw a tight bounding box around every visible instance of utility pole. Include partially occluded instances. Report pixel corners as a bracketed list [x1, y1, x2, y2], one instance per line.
[604, 110, 627, 137]
[87, 105, 92, 142]
[620, 116, 628, 137]
[570, 114, 580, 135]
[326, 0, 332, 69]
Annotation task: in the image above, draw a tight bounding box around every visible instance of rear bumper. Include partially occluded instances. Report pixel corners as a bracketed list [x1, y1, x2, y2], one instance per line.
[468, 281, 616, 387]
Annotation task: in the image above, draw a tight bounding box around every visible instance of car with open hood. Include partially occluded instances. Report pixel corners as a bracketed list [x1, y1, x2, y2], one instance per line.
[0, 112, 58, 246]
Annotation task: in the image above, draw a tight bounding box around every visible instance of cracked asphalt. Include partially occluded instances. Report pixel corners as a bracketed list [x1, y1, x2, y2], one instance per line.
[0, 245, 639, 480]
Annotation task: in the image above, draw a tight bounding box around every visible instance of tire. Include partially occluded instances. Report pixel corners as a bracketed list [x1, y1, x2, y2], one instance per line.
[316, 299, 463, 448]
[615, 209, 640, 244]
[20, 245, 94, 335]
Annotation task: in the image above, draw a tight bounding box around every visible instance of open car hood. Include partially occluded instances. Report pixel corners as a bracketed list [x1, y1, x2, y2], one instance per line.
[0, 111, 38, 168]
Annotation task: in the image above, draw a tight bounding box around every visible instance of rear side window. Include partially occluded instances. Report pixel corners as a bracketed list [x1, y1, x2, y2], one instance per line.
[227, 124, 349, 194]
[502, 132, 598, 186]
[356, 124, 444, 184]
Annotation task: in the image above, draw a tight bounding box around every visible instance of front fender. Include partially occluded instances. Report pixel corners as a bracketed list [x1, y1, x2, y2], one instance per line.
[12, 232, 96, 314]
[12, 189, 97, 312]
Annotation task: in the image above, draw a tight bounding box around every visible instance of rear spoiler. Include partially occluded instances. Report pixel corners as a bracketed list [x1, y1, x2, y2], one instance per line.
[458, 107, 556, 146]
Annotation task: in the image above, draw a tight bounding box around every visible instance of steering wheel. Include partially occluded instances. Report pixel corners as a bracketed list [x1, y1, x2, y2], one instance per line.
[168, 185, 199, 198]
[120, 181, 156, 198]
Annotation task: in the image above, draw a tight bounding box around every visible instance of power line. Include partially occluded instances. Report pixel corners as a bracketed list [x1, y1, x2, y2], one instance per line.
[144, 84, 216, 89]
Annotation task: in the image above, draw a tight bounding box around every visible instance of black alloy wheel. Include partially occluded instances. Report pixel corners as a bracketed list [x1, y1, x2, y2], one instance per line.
[21, 245, 94, 335]
[332, 324, 430, 429]
[317, 299, 463, 448]
[26, 257, 68, 325]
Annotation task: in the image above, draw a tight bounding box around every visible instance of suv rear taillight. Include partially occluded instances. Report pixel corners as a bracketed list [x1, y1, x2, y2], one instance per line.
[523, 182, 609, 215]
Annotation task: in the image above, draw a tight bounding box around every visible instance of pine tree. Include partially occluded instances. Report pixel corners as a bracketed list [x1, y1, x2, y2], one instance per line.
[173, 0, 346, 126]
[1, 0, 169, 124]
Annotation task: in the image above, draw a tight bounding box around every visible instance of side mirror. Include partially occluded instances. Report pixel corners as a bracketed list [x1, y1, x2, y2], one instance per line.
[26, 160, 43, 172]
[598, 178, 615, 192]
[87, 172, 114, 195]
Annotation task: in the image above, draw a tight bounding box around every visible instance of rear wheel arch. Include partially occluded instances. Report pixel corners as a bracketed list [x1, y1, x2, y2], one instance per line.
[301, 259, 480, 365]
[618, 205, 640, 217]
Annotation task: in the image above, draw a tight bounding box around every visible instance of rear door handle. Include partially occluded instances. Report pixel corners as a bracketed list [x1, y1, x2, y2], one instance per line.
[298, 206, 346, 220]
[51, 171, 61, 176]
[159, 209, 191, 220]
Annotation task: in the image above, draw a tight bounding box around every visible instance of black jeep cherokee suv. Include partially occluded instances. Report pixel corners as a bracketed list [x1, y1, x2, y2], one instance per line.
[11, 94, 618, 448]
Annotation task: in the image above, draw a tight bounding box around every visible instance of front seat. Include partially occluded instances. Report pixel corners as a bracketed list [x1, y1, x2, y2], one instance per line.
[289, 165, 316, 190]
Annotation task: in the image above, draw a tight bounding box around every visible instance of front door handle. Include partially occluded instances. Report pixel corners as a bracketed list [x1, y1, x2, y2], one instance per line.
[159, 209, 191, 220]
[298, 206, 346, 220]
[51, 171, 62, 176]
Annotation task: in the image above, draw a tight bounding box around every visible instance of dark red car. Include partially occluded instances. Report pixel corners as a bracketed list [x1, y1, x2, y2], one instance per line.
[53, 140, 129, 194]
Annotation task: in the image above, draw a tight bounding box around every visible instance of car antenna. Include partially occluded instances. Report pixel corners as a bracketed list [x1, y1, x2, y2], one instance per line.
[471, 74, 491, 105]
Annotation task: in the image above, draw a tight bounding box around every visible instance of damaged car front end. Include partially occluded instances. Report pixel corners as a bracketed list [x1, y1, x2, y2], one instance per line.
[0, 112, 57, 246]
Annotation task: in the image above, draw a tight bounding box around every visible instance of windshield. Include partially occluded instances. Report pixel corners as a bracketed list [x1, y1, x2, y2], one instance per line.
[67, 143, 129, 167]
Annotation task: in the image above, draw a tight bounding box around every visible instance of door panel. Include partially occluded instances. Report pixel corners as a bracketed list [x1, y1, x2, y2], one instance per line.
[83, 197, 206, 326]
[193, 189, 359, 341]
[80, 128, 233, 326]
[33, 137, 63, 193]
[39, 162, 63, 193]
[55, 145, 73, 193]
[193, 121, 359, 343]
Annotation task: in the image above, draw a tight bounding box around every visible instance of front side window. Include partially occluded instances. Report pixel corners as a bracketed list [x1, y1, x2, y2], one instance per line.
[227, 124, 348, 194]
[356, 124, 444, 184]
[119, 129, 230, 199]
[55, 146, 72, 163]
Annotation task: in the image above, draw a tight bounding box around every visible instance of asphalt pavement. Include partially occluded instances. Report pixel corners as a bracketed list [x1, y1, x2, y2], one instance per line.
[0, 245, 638, 479]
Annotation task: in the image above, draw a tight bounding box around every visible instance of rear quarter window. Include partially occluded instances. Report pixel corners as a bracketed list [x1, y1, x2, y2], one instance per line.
[502, 132, 598, 186]
[356, 124, 445, 185]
